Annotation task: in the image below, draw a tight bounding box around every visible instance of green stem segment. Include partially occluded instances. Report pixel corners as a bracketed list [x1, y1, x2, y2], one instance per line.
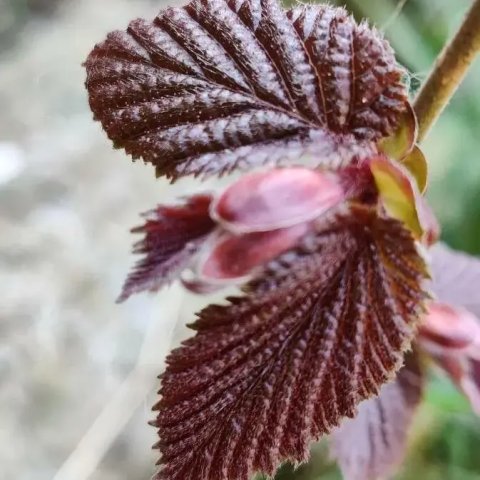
[414, 0, 480, 142]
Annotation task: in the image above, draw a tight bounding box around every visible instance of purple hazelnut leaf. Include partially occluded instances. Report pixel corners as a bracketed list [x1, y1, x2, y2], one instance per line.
[152, 205, 428, 480]
[118, 193, 215, 302]
[84, 0, 409, 181]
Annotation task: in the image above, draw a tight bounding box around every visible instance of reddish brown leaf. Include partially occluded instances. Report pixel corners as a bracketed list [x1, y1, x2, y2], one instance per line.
[118, 194, 215, 302]
[430, 242, 480, 318]
[331, 352, 424, 480]
[152, 205, 428, 480]
[84, 0, 408, 180]
[289, 5, 407, 137]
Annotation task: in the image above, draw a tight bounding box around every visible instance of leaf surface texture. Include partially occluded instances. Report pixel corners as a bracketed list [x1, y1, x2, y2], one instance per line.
[85, 0, 408, 180]
[153, 206, 428, 480]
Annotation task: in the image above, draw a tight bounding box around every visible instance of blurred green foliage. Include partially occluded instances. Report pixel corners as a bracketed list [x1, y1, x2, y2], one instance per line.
[271, 0, 480, 478]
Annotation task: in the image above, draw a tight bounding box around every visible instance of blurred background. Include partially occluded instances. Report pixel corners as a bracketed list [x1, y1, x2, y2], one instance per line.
[0, 0, 479, 479]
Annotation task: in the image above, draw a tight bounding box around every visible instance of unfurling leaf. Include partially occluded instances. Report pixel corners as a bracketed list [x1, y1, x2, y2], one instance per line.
[375, 100, 428, 194]
[419, 302, 480, 415]
[430, 242, 480, 318]
[433, 353, 480, 415]
[419, 303, 480, 351]
[370, 155, 439, 244]
[152, 206, 428, 480]
[84, 0, 408, 181]
[118, 194, 215, 302]
[331, 352, 423, 480]
[197, 222, 310, 282]
[378, 103, 417, 161]
[401, 146, 428, 193]
[420, 244, 480, 415]
[210, 168, 344, 233]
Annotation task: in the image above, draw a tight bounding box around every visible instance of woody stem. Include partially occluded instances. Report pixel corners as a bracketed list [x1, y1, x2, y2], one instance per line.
[414, 0, 480, 141]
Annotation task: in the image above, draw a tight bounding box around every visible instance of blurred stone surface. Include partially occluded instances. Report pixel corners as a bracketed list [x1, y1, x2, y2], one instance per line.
[0, 1, 207, 479]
